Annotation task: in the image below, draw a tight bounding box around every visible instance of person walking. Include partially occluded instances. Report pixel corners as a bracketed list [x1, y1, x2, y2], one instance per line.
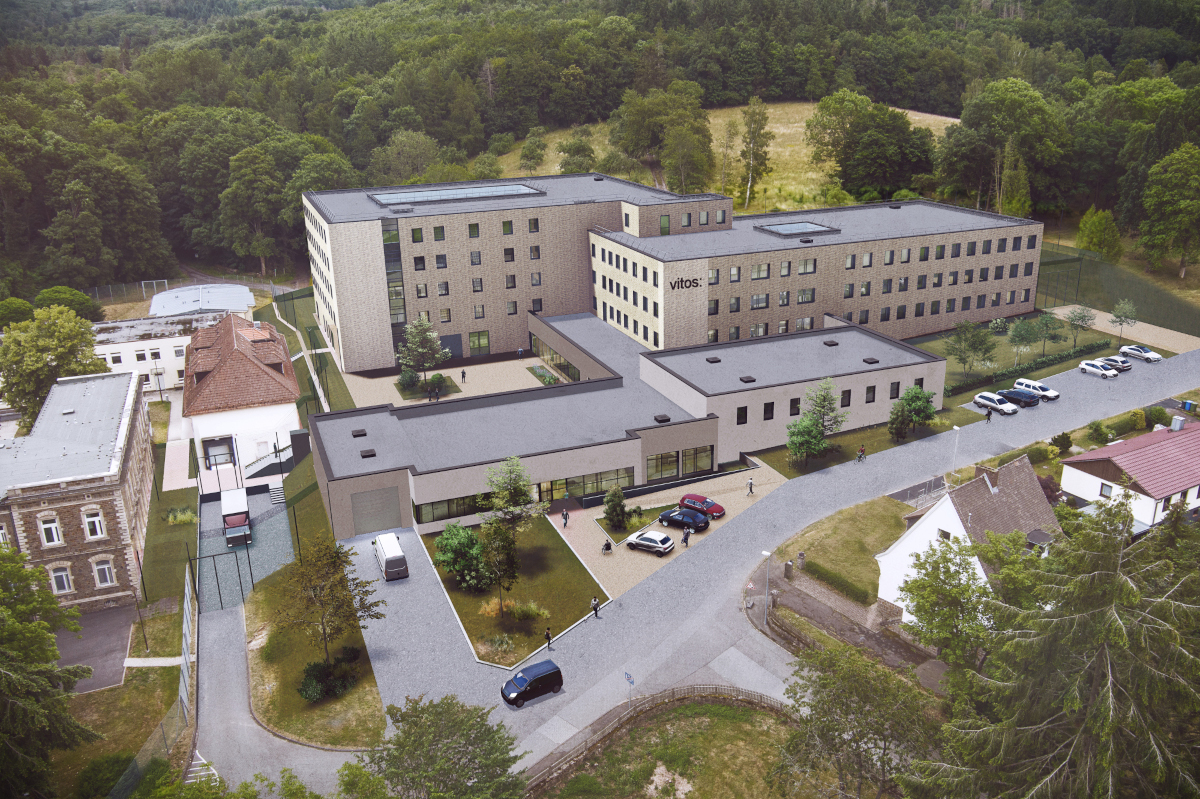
[985, 408, 993, 424]
[746, 476, 754, 496]
[461, 368, 466, 384]
[426, 386, 433, 402]
[518, 347, 524, 360]
[561, 509, 569, 528]
[435, 387, 440, 402]
[544, 627, 552, 649]
[590, 596, 599, 618]
[682, 527, 692, 548]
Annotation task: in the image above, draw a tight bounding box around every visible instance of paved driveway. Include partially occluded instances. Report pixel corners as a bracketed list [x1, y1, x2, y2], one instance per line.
[56, 605, 135, 693]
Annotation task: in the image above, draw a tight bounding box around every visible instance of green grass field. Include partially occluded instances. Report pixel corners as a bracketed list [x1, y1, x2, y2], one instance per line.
[253, 302, 302, 356]
[140, 444, 198, 605]
[423, 516, 608, 667]
[147, 401, 171, 445]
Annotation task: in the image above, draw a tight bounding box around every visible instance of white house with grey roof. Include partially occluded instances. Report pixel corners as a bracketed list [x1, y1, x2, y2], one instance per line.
[92, 312, 226, 394]
[149, 284, 255, 319]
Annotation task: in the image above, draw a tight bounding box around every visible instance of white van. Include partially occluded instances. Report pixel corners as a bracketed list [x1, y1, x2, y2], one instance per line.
[1014, 378, 1060, 401]
[220, 488, 251, 547]
[372, 532, 409, 580]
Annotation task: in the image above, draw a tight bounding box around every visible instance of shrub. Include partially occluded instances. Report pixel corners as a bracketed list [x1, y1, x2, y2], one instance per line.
[1051, 431, 1074, 456]
[1128, 409, 1146, 430]
[165, 507, 199, 525]
[339, 645, 361, 663]
[944, 340, 1112, 396]
[429, 373, 445, 390]
[129, 758, 172, 799]
[1087, 420, 1112, 444]
[297, 658, 358, 703]
[989, 318, 1010, 335]
[1108, 416, 1133, 436]
[260, 628, 283, 663]
[803, 561, 871, 605]
[1147, 406, 1171, 428]
[603, 485, 629, 530]
[509, 601, 551, 621]
[998, 445, 1050, 466]
[398, 369, 419, 390]
[487, 132, 515, 156]
[479, 633, 514, 657]
[1038, 474, 1061, 504]
[298, 674, 324, 703]
[76, 753, 135, 799]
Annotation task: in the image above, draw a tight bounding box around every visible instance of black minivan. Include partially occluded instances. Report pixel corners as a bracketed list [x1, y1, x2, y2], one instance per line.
[501, 659, 563, 708]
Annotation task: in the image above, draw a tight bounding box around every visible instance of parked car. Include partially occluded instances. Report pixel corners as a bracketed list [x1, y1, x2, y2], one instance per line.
[1098, 356, 1133, 372]
[998, 388, 1043, 408]
[974, 391, 1019, 415]
[627, 530, 676, 557]
[1120, 345, 1163, 362]
[501, 659, 562, 708]
[1079, 360, 1120, 379]
[679, 494, 725, 519]
[1013, 378, 1060, 401]
[658, 507, 710, 532]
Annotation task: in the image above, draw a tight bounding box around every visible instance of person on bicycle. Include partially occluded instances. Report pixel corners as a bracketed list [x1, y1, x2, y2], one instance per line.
[857, 444, 866, 462]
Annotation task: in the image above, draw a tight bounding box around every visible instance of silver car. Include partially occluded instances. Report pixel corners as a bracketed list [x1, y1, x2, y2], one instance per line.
[974, 391, 1018, 415]
[626, 530, 675, 557]
[1080, 360, 1120, 379]
[1120, 345, 1163, 362]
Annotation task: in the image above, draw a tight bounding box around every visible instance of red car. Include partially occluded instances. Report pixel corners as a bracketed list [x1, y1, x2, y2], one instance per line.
[679, 494, 725, 519]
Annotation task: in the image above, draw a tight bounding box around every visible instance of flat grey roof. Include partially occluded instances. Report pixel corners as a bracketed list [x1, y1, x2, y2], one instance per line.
[93, 313, 227, 346]
[149, 284, 254, 317]
[596, 200, 1035, 262]
[311, 314, 694, 479]
[306, 173, 722, 225]
[645, 324, 940, 395]
[0, 372, 138, 494]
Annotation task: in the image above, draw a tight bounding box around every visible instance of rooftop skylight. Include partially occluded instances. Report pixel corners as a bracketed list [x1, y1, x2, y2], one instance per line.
[370, 184, 540, 205]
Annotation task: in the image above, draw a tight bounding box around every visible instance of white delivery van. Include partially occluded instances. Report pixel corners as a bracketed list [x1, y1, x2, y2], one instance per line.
[221, 488, 251, 547]
[373, 532, 409, 580]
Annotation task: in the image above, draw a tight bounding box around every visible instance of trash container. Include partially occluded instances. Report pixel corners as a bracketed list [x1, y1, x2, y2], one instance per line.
[784, 560, 794, 580]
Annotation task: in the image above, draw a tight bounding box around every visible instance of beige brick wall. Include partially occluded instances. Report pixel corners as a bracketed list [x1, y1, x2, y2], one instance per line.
[327, 219, 395, 372]
[631, 198, 734, 238]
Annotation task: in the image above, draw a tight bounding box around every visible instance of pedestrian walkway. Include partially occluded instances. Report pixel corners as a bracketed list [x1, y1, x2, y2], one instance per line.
[341, 357, 551, 408]
[124, 656, 184, 667]
[272, 302, 329, 412]
[1048, 305, 1200, 353]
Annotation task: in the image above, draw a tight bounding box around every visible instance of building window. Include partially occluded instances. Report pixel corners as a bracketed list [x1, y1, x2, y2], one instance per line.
[890, 381, 900, 399]
[947, 298, 956, 312]
[884, 250, 894, 266]
[413, 256, 426, 271]
[844, 283, 854, 299]
[439, 308, 451, 322]
[1007, 290, 1016, 305]
[473, 305, 485, 319]
[789, 397, 801, 416]
[1008, 263, 1018, 278]
[653, 331, 659, 346]
[991, 292, 1001, 307]
[51, 567, 72, 594]
[949, 271, 958, 286]
[0, 523, 7, 550]
[860, 281, 870, 297]
[750, 322, 767, 337]
[435, 254, 447, 269]
[136, 351, 147, 362]
[470, 251, 481, 266]
[646, 451, 679, 481]
[468, 223, 479, 238]
[845, 254, 856, 269]
[992, 265, 1003, 280]
[148, 349, 160, 361]
[736, 406, 747, 425]
[966, 241, 976, 256]
[729, 297, 741, 313]
[84, 511, 105, 539]
[1100, 483, 1113, 498]
[682, 212, 692, 227]
[935, 244, 945, 259]
[998, 238, 1007, 253]
[501, 220, 513, 235]
[751, 263, 769, 280]
[410, 228, 423, 243]
[94, 559, 116, 587]
[751, 294, 769, 310]
[503, 248, 515, 262]
[962, 296, 972, 311]
[964, 269, 974, 284]
[915, 377, 924, 389]
[532, 299, 543, 312]
[919, 247, 929, 262]
[779, 261, 791, 277]
[681, 445, 713, 475]
[763, 402, 774, 420]
[708, 300, 719, 316]
[981, 239, 991, 255]
[708, 329, 718, 343]
[840, 389, 851, 407]
[865, 385, 876, 403]
[507, 301, 517, 315]
[778, 320, 789, 334]
[880, 306, 891, 322]
[898, 277, 909, 292]
[951, 243, 961, 258]
[434, 226, 445, 241]
[653, 302, 659, 318]
[931, 300, 940, 315]
[901, 248, 911, 263]
[524, 218, 538, 234]
[862, 252, 872, 268]
[698, 211, 709, 226]
[41, 518, 61, 545]
[506, 274, 516, 289]
[660, 215, 670, 235]
[110, 354, 122, 364]
[933, 273, 943, 288]
[469, 331, 490, 356]
[897, 304, 906, 320]
[798, 288, 815, 304]
[729, 326, 740, 340]
[437, 281, 449, 296]
[779, 291, 790, 306]
[882, 279, 892, 294]
[714, 210, 725, 224]
[730, 266, 741, 283]
[418, 310, 430, 322]
[844, 311, 853, 322]
[530, 246, 541, 260]
[797, 317, 814, 330]
[1012, 236, 1021, 251]
[707, 268, 720, 285]
[1022, 288, 1031, 302]
[797, 259, 816, 275]
[531, 272, 542, 286]
[1024, 262, 1034, 276]
[472, 278, 483, 292]
[623, 213, 630, 228]
[917, 274, 927, 290]
[859, 309, 869, 324]
[915, 302, 925, 317]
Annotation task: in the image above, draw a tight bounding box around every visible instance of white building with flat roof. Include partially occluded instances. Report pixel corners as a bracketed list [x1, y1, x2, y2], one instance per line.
[149, 284, 255, 319]
[92, 314, 226, 394]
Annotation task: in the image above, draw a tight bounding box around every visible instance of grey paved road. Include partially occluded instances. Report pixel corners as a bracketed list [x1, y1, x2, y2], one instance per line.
[198, 352, 1200, 782]
[57, 605, 135, 693]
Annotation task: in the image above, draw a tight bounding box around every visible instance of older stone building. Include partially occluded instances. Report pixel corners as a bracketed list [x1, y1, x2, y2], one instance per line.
[0, 372, 153, 611]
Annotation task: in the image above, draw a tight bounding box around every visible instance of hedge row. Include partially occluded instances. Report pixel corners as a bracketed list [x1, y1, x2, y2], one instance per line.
[998, 444, 1053, 467]
[945, 339, 1112, 396]
[803, 560, 873, 605]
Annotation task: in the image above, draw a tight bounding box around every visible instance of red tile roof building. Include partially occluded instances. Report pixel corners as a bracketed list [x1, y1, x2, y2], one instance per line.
[183, 315, 299, 417]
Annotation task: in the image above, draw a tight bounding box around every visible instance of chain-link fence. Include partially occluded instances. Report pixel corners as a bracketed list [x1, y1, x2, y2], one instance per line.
[1037, 243, 1200, 338]
[274, 286, 314, 330]
[89, 277, 286, 306]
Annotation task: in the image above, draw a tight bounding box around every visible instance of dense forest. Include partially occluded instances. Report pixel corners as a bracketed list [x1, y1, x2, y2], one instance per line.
[1, 0, 1199, 298]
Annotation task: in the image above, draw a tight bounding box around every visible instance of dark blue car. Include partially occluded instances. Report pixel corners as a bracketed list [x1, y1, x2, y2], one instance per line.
[657, 507, 710, 531]
[997, 388, 1043, 408]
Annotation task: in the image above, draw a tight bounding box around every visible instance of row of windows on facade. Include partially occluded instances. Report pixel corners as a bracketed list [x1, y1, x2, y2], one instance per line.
[98, 346, 186, 366]
[306, 229, 330, 272]
[408, 247, 542, 271]
[1097, 483, 1199, 513]
[414, 464, 638, 523]
[304, 206, 327, 243]
[600, 275, 660, 317]
[49, 560, 118, 594]
[412, 273, 544, 298]
[841, 235, 1038, 270]
[735, 379, 926, 425]
[389, 218, 542, 246]
[637, 209, 727, 234]
[707, 318, 816, 341]
[38, 511, 107, 545]
[411, 300, 544, 324]
[601, 301, 660, 347]
[595, 246, 660, 287]
[707, 260, 1034, 287]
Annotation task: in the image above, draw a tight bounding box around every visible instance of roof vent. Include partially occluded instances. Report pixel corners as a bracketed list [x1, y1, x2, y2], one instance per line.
[799, 238, 814, 244]
[593, 176, 604, 181]
[739, 375, 756, 384]
[654, 414, 671, 424]
[360, 449, 376, 459]
[889, 204, 902, 209]
[351, 429, 367, 438]
[253, 321, 262, 329]
[863, 357, 879, 364]
[823, 340, 839, 347]
[62, 409, 75, 415]
[706, 356, 721, 364]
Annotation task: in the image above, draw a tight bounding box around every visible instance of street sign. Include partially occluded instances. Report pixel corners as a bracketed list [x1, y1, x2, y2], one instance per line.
[625, 672, 634, 686]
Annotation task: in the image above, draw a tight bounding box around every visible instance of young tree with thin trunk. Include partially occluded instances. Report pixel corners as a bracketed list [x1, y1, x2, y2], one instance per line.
[1063, 305, 1096, 348]
[899, 384, 937, 434]
[396, 315, 450, 383]
[740, 97, 775, 209]
[1107, 298, 1137, 347]
[1033, 311, 1065, 355]
[785, 412, 825, 467]
[719, 118, 741, 196]
[477, 456, 548, 618]
[1007, 318, 1038, 365]
[803, 377, 849, 438]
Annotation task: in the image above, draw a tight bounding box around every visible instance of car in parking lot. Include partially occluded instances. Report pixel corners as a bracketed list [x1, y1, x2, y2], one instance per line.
[997, 388, 1043, 408]
[627, 530, 675, 557]
[501, 659, 562, 708]
[974, 391, 1019, 415]
[1120, 345, 1163, 362]
[679, 494, 725, 519]
[1013, 378, 1060, 401]
[1098, 356, 1133, 372]
[1080, 360, 1120, 379]
[658, 507, 710, 532]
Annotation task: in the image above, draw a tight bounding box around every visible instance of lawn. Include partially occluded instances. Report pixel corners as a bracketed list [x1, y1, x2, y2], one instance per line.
[147, 400, 171, 445]
[595, 504, 676, 544]
[754, 406, 983, 480]
[423, 515, 609, 667]
[542, 702, 797, 799]
[312, 350, 356, 411]
[396, 373, 464, 400]
[253, 302, 301, 356]
[774, 497, 910, 604]
[129, 610, 183, 659]
[141, 444, 199, 605]
[775, 607, 843, 651]
[49, 666, 180, 799]
[294, 355, 318, 426]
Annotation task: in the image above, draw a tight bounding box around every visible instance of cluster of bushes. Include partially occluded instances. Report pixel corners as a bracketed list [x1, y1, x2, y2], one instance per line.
[164, 506, 198, 525]
[998, 444, 1053, 467]
[398, 370, 449, 393]
[1146, 405, 1173, 428]
[803, 561, 872, 606]
[298, 646, 360, 703]
[945, 340, 1112, 396]
[602, 486, 643, 531]
[432, 523, 494, 592]
[478, 597, 550, 621]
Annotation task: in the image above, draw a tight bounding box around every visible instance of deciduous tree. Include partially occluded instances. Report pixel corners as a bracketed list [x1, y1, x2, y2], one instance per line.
[368, 129, 439, 186]
[1033, 311, 1065, 355]
[0, 296, 33, 328]
[219, 145, 283, 276]
[1063, 305, 1096, 348]
[785, 412, 825, 467]
[803, 377, 849, 438]
[1007, 318, 1038, 365]
[33, 285, 103, 321]
[432, 522, 491, 592]
[518, 127, 548, 175]
[942, 321, 997, 379]
[556, 131, 596, 174]
[396, 315, 450, 382]
[1107, 298, 1138, 346]
[899, 537, 989, 676]
[739, 96, 775, 208]
[1140, 141, 1200, 279]
[1075, 206, 1124, 263]
[477, 456, 547, 618]
[899, 384, 938, 434]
